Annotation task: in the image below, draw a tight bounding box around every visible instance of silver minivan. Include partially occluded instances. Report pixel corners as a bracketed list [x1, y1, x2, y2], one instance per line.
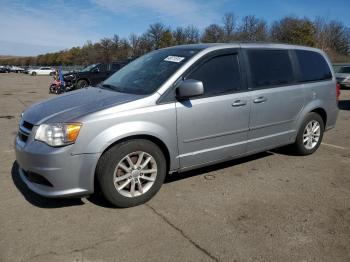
[15, 43, 339, 207]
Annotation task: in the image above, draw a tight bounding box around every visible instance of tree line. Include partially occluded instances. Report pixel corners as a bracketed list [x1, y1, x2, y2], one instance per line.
[1, 13, 350, 66]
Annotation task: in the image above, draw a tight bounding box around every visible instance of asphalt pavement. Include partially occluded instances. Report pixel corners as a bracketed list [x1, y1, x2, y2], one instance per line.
[0, 73, 349, 262]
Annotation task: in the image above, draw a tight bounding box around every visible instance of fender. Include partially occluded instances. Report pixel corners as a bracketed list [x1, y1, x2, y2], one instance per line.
[76, 121, 179, 171]
[295, 98, 326, 135]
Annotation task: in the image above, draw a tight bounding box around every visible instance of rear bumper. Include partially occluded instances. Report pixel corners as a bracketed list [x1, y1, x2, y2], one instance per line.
[15, 135, 100, 198]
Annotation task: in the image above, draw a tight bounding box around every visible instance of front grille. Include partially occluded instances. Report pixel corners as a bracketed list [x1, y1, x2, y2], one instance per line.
[23, 170, 53, 187]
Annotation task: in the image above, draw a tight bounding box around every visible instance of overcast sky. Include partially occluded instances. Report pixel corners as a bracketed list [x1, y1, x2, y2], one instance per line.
[0, 0, 349, 56]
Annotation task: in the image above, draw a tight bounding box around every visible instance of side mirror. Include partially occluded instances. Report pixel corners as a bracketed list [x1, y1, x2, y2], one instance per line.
[176, 79, 204, 99]
[92, 68, 99, 73]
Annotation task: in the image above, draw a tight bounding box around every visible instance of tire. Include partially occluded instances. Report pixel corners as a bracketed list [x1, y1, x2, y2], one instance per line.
[31, 72, 36, 76]
[49, 84, 55, 94]
[49, 72, 54, 76]
[96, 139, 167, 208]
[76, 79, 88, 89]
[292, 112, 324, 155]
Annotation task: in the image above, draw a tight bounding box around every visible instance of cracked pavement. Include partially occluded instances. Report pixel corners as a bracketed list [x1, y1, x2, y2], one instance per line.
[0, 74, 350, 262]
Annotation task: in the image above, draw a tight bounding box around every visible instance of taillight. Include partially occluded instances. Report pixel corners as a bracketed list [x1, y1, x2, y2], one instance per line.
[336, 82, 341, 102]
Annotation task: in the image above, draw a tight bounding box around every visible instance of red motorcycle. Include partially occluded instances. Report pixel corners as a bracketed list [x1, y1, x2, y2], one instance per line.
[49, 79, 63, 94]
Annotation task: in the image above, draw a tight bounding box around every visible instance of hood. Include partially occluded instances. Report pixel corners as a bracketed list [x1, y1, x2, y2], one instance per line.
[23, 87, 145, 125]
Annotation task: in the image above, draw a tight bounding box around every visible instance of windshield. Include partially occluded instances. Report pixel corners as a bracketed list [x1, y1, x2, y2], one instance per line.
[102, 48, 200, 95]
[82, 64, 99, 72]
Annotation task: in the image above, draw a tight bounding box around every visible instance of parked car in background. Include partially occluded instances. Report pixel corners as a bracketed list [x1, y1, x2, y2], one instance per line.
[63, 60, 132, 90]
[0, 66, 10, 73]
[15, 43, 339, 207]
[335, 65, 350, 88]
[23, 67, 32, 74]
[28, 67, 55, 76]
[9, 66, 25, 73]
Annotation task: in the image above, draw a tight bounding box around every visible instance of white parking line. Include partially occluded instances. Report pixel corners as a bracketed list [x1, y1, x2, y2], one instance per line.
[3, 149, 14, 153]
[321, 143, 347, 150]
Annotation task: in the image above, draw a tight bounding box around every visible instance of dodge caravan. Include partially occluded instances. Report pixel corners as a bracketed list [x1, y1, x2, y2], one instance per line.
[15, 43, 339, 207]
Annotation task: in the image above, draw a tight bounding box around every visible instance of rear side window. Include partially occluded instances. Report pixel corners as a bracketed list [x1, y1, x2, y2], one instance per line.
[295, 50, 332, 82]
[247, 49, 294, 88]
[187, 54, 241, 96]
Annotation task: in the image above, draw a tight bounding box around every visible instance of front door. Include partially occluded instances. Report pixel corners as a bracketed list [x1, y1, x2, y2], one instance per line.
[176, 51, 251, 169]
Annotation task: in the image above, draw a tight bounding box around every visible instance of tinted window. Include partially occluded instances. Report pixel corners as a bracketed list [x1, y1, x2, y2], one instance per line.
[187, 54, 241, 96]
[98, 64, 108, 72]
[248, 49, 294, 88]
[339, 67, 350, 73]
[295, 50, 332, 82]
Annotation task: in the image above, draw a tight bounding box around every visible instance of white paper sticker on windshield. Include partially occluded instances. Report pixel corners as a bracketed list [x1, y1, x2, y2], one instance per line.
[164, 56, 185, 63]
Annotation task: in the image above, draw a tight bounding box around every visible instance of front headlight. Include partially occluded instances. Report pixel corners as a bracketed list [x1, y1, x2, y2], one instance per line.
[35, 123, 82, 147]
[65, 74, 76, 80]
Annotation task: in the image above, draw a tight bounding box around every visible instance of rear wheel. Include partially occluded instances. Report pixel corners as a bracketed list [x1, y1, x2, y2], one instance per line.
[96, 139, 166, 207]
[292, 112, 324, 155]
[49, 84, 55, 94]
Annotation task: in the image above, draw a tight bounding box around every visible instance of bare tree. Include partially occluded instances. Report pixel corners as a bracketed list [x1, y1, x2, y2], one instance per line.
[147, 23, 166, 49]
[314, 17, 329, 51]
[222, 13, 237, 41]
[202, 24, 224, 43]
[237, 15, 268, 41]
[327, 21, 350, 55]
[271, 16, 315, 46]
[173, 27, 187, 45]
[129, 33, 140, 56]
[184, 25, 200, 44]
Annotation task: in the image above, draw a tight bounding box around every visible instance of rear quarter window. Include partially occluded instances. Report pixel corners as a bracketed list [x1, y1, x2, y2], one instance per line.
[295, 50, 332, 82]
[247, 49, 294, 89]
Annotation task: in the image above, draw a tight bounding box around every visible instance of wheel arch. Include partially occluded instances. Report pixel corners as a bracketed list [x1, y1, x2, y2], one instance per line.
[310, 107, 327, 127]
[100, 134, 171, 173]
[93, 134, 172, 194]
[297, 99, 328, 132]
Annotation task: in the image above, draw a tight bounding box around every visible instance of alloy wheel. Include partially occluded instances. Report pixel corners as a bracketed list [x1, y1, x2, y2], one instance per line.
[113, 151, 157, 198]
[303, 120, 321, 150]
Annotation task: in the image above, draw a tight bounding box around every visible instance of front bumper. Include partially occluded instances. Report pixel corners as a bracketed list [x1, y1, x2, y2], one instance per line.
[15, 135, 100, 198]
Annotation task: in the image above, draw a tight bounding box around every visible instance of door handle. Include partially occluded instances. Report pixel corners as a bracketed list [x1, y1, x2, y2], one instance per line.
[253, 96, 267, 103]
[232, 100, 247, 107]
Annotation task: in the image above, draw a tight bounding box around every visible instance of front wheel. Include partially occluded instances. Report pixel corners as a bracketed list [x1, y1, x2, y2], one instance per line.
[76, 79, 88, 89]
[96, 139, 167, 208]
[31, 72, 36, 76]
[292, 112, 324, 155]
